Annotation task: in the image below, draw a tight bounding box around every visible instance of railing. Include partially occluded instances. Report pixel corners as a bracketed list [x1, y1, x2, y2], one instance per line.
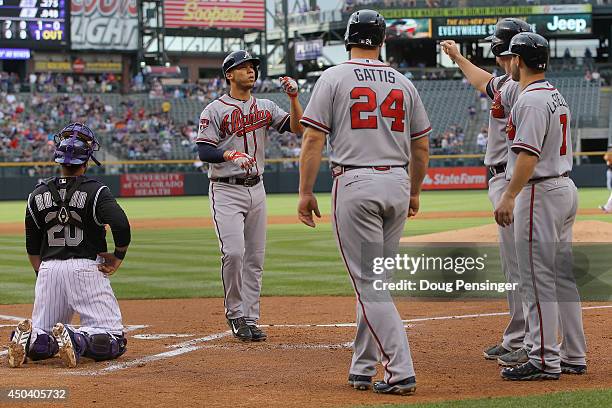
[0, 151, 606, 178]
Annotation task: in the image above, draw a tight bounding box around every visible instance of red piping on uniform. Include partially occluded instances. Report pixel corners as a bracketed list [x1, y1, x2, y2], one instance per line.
[210, 183, 229, 318]
[526, 88, 557, 92]
[278, 114, 290, 130]
[528, 184, 546, 370]
[218, 98, 245, 111]
[512, 143, 541, 155]
[253, 130, 259, 176]
[332, 180, 394, 383]
[411, 127, 432, 138]
[196, 138, 218, 146]
[301, 116, 331, 132]
[342, 61, 389, 67]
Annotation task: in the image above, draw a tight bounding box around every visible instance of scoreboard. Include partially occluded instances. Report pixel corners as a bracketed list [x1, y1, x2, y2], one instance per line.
[0, 0, 67, 49]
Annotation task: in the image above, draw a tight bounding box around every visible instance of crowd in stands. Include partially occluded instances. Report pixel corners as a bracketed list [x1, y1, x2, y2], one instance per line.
[0, 91, 193, 165]
[0, 72, 122, 94]
[430, 124, 465, 154]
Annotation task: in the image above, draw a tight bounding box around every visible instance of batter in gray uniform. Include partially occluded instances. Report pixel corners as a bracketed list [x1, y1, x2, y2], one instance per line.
[298, 10, 430, 395]
[196, 50, 303, 342]
[441, 18, 532, 366]
[494, 32, 587, 380]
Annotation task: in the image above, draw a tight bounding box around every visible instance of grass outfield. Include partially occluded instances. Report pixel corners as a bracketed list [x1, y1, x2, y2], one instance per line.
[364, 388, 612, 408]
[0, 188, 610, 304]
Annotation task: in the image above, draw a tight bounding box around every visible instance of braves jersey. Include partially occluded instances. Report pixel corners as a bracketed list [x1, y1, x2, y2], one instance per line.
[25, 176, 131, 261]
[505, 80, 573, 180]
[196, 94, 290, 178]
[485, 75, 521, 167]
[300, 58, 431, 166]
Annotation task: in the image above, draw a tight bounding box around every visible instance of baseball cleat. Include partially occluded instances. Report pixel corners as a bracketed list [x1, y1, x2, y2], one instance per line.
[227, 317, 252, 342]
[248, 325, 267, 342]
[373, 377, 416, 395]
[52, 323, 77, 368]
[7, 319, 32, 368]
[561, 361, 587, 375]
[497, 347, 529, 366]
[348, 374, 372, 391]
[483, 344, 512, 360]
[501, 361, 560, 381]
[598, 205, 610, 213]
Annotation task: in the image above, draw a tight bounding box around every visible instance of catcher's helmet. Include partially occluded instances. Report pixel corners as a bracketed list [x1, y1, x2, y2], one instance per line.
[500, 32, 549, 71]
[222, 50, 260, 85]
[53, 122, 101, 166]
[485, 18, 532, 57]
[344, 9, 386, 51]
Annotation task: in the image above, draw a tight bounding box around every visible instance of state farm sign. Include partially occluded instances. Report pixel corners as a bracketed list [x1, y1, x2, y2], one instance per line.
[422, 167, 487, 190]
[71, 0, 139, 50]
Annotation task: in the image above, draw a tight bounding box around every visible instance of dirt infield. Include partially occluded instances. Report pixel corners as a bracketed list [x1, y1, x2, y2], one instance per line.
[401, 220, 612, 243]
[0, 209, 607, 234]
[1, 297, 611, 407]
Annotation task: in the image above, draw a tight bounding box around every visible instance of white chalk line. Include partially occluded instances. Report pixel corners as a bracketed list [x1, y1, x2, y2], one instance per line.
[133, 333, 194, 340]
[66, 331, 231, 376]
[196, 342, 353, 351]
[2, 305, 610, 375]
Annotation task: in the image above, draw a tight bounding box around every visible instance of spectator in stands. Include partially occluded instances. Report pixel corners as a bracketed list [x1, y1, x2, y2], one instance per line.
[584, 47, 594, 71]
[563, 47, 573, 70]
[476, 127, 487, 153]
[468, 105, 476, 120]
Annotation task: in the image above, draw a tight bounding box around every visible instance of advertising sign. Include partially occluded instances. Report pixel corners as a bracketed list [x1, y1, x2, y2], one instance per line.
[120, 173, 185, 197]
[295, 39, 323, 62]
[422, 167, 488, 190]
[381, 4, 591, 19]
[71, 0, 139, 50]
[386, 18, 431, 39]
[433, 14, 591, 39]
[164, 0, 265, 30]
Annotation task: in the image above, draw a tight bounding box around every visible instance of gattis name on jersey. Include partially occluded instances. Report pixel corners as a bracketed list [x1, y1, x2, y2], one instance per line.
[220, 104, 272, 137]
[353, 68, 396, 83]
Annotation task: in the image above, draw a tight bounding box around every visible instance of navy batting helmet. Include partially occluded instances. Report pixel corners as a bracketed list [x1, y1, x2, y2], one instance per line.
[344, 9, 386, 51]
[222, 50, 260, 85]
[500, 32, 549, 71]
[53, 123, 101, 166]
[485, 18, 532, 57]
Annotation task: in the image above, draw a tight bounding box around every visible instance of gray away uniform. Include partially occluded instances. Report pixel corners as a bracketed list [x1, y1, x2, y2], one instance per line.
[505, 79, 586, 373]
[485, 75, 530, 351]
[301, 58, 431, 383]
[196, 94, 290, 323]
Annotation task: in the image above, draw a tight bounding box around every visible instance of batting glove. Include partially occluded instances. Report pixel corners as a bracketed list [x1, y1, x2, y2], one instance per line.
[225, 150, 256, 171]
[279, 76, 298, 98]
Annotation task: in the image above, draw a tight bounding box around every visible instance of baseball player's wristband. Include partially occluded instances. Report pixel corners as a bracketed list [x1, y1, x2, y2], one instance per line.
[114, 249, 127, 260]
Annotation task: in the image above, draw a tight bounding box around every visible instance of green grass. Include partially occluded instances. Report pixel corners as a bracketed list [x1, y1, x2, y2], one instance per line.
[0, 189, 610, 304]
[359, 388, 612, 408]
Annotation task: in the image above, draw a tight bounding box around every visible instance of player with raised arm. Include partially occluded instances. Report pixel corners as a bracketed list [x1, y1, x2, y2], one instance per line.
[441, 18, 533, 366]
[196, 50, 303, 342]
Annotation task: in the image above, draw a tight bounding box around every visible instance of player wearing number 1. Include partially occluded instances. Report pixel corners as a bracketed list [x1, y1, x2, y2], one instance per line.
[7, 123, 131, 369]
[494, 33, 587, 380]
[298, 10, 430, 395]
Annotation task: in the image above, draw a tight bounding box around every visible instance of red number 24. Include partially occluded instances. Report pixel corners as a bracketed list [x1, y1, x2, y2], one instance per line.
[350, 88, 405, 132]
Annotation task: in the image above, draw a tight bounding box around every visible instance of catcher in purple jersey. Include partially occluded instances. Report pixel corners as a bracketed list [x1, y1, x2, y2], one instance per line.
[196, 50, 304, 342]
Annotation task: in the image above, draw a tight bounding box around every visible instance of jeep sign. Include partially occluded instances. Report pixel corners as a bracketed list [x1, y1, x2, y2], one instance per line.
[546, 15, 587, 33]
